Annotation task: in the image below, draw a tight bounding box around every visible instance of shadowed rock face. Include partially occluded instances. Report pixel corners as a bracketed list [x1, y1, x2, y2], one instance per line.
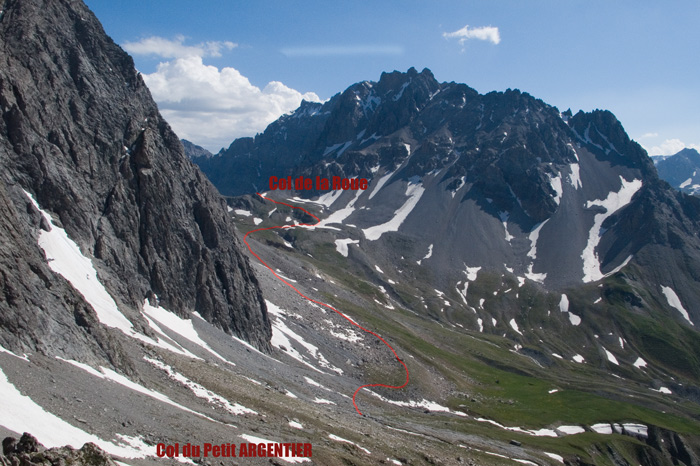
[0, 0, 271, 359]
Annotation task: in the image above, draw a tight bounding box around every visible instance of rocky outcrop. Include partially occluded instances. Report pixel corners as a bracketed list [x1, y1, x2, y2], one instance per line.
[1, 433, 116, 466]
[0, 0, 271, 357]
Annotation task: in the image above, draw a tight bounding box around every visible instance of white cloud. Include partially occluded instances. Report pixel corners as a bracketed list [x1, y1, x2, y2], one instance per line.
[443, 25, 501, 46]
[640, 132, 658, 138]
[141, 56, 321, 151]
[123, 35, 237, 59]
[281, 45, 403, 57]
[644, 138, 700, 156]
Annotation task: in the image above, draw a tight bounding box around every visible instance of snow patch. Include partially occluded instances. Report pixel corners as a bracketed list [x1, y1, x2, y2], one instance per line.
[367, 392, 467, 416]
[559, 294, 569, 313]
[474, 417, 557, 437]
[633, 357, 647, 369]
[0, 344, 29, 362]
[591, 423, 613, 434]
[267, 300, 342, 374]
[568, 312, 581, 326]
[549, 174, 563, 205]
[525, 264, 546, 283]
[328, 434, 370, 454]
[544, 452, 565, 463]
[464, 265, 481, 282]
[143, 300, 232, 364]
[499, 211, 514, 242]
[145, 357, 256, 415]
[417, 244, 433, 265]
[364, 181, 425, 240]
[557, 425, 585, 435]
[289, 420, 303, 429]
[368, 170, 395, 200]
[622, 424, 648, 438]
[581, 177, 643, 282]
[0, 368, 158, 459]
[661, 286, 694, 325]
[334, 238, 359, 257]
[509, 319, 522, 335]
[314, 189, 363, 228]
[603, 347, 619, 365]
[527, 220, 549, 260]
[568, 163, 582, 189]
[56, 358, 218, 424]
[315, 189, 343, 208]
[603, 254, 633, 278]
[25, 190, 133, 333]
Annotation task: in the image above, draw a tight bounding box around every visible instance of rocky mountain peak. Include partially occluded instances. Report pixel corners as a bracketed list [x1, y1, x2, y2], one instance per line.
[568, 109, 657, 178]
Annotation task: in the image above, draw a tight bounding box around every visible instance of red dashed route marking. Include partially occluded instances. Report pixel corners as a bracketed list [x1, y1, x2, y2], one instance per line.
[242, 193, 409, 416]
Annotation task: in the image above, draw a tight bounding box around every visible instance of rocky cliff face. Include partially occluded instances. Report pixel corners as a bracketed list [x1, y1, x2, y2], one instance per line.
[0, 0, 271, 358]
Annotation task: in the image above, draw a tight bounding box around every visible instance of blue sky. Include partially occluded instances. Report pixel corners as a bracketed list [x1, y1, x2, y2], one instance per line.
[85, 1, 699, 154]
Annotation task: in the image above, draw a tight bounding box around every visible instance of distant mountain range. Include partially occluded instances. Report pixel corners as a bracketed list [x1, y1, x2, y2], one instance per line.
[653, 148, 700, 196]
[181, 139, 214, 160]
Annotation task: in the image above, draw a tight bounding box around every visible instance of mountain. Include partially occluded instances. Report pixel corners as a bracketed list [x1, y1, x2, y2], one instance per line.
[0, 0, 269, 373]
[199, 68, 700, 463]
[198, 67, 700, 301]
[654, 148, 700, 196]
[181, 139, 214, 160]
[2, 1, 700, 464]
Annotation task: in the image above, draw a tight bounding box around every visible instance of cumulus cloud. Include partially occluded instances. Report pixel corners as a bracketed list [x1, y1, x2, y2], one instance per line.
[443, 25, 501, 46]
[141, 56, 321, 151]
[644, 138, 700, 156]
[123, 35, 237, 59]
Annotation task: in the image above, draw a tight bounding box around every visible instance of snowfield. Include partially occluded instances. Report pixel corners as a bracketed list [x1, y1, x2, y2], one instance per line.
[364, 181, 425, 240]
[581, 177, 642, 282]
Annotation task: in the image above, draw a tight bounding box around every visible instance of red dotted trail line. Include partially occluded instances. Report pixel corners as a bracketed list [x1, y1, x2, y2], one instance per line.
[242, 193, 409, 415]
